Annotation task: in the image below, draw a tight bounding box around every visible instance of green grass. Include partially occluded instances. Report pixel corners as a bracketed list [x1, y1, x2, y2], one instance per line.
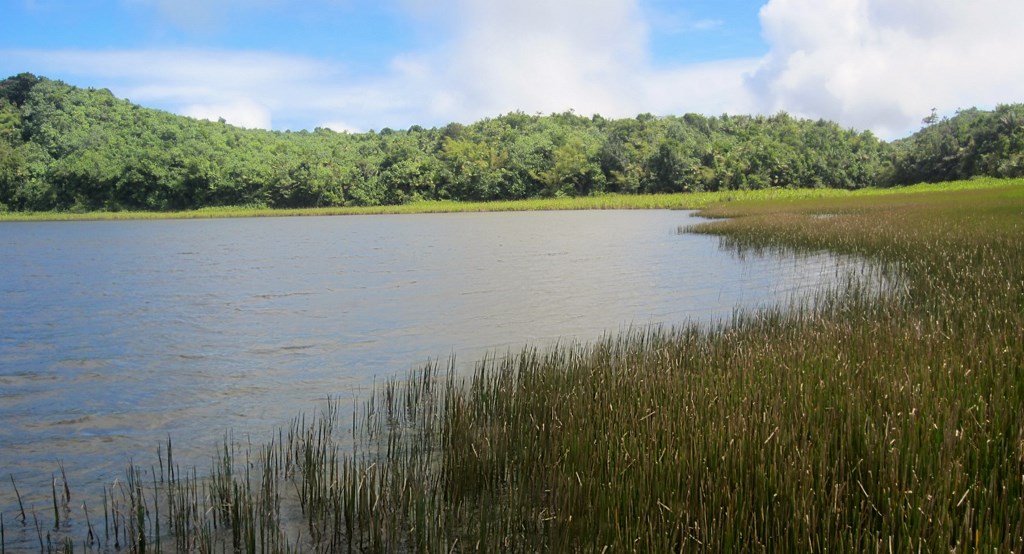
[3, 177, 1022, 552]
[0, 191, 776, 221]
[2, 177, 1019, 221]
[0, 192, 734, 221]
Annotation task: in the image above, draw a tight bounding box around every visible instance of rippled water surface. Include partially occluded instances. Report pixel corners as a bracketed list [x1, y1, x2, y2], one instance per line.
[1, 210, 856, 514]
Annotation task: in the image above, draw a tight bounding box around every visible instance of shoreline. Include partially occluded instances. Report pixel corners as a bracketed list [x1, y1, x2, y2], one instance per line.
[2, 177, 1019, 222]
[1, 177, 1021, 550]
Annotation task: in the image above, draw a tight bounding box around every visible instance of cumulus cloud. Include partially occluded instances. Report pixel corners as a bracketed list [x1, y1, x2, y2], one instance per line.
[644, 59, 760, 117]
[319, 120, 361, 133]
[7, 0, 1023, 138]
[433, 0, 649, 119]
[748, 0, 1024, 138]
[183, 98, 271, 129]
[0, 0, 759, 131]
[398, 0, 759, 123]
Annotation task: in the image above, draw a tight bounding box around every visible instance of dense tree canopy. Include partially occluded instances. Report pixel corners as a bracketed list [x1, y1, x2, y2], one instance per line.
[888, 105, 1024, 184]
[1, 73, 1021, 212]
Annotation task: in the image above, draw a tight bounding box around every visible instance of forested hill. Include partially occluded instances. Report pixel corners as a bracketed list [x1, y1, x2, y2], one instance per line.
[1, 73, 1022, 212]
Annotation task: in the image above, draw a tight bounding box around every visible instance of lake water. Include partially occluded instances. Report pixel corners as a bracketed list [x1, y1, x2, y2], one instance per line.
[1, 210, 856, 522]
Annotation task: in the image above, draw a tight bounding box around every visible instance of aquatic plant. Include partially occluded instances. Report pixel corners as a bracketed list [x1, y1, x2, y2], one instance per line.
[2, 179, 1021, 551]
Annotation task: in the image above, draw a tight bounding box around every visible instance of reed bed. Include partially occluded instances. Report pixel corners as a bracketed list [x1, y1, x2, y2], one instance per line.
[0, 189, 808, 221]
[2, 179, 1022, 552]
[2, 178, 1008, 221]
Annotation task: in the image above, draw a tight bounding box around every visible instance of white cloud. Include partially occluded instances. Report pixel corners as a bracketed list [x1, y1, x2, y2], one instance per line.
[689, 19, 723, 31]
[86, 49, 326, 87]
[319, 120, 360, 133]
[183, 98, 272, 129]
[400, 0, 754, 123]
[748, 0, 1024, 138]
[122, 0, 282, 32]
[386, 0, 647, 122]
[1, 48, 338, 129]
[643, 58, 761, 117]
[7, 0, 1023, 139]
[0, 1, 762, 132]
[2, 0, 760, 132]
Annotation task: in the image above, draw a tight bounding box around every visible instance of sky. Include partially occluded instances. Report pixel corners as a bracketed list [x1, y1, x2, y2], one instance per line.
[2, 0, 1023, 140]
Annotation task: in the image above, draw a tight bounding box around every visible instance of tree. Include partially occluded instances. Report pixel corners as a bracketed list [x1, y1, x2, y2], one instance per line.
[532, 131, 603, 196]
[11, 73, 1024, 213]
[646, 140, 691, 193]
[0, 73, 40, 107]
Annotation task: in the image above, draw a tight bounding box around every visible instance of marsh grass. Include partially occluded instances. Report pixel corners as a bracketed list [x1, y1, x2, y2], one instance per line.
[2, 178, 1022, 552]
[0, 190, 795, 221]
[2, 177, 1015, 221]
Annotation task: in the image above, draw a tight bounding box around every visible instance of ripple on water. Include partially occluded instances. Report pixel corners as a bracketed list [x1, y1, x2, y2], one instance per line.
[0, 210, 876, 531]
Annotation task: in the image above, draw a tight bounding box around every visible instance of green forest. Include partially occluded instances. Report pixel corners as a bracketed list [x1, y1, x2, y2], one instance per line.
[1, 72, 1022, 212]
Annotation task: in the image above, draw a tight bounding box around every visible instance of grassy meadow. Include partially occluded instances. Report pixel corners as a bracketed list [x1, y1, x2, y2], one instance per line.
[2, 178, 1022, 552]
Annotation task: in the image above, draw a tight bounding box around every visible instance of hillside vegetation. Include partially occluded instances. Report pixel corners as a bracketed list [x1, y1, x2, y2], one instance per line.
[2, 73, 1022, 213]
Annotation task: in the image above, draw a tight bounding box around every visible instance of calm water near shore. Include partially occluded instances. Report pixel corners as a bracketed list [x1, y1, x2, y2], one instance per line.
[1, 210, 861, 517]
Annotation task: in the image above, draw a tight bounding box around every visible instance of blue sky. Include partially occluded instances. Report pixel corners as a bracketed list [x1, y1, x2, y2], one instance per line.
[3, 0, 1023, 139]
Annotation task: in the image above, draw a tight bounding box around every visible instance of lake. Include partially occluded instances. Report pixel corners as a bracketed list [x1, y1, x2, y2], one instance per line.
[1, 210, 857, 518]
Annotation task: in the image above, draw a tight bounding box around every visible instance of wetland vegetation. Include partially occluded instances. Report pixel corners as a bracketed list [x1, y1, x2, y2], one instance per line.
[3, 178, 1021, 552]
[0, 177, 1013, 222]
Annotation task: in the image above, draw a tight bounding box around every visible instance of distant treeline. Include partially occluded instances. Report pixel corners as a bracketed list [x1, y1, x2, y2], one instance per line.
[1, 73, 1022, 212]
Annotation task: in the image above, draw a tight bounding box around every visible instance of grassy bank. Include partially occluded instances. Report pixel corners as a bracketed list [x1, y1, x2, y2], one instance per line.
[0, 177, 1018, 221]
[0, 190, 786, 221]
[3, 178, 1022, 552]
